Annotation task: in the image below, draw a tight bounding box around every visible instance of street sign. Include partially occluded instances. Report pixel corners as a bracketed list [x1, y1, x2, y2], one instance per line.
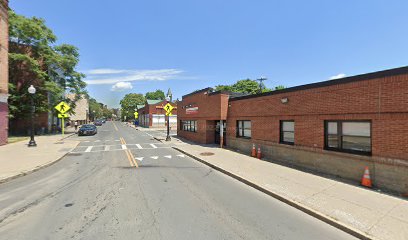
[58, 113, 68, 118]
[134, 112, 139, 118]
[163, 103, 174, 114]
[165, 111, 173, 116]
[55, 101, 70, 114]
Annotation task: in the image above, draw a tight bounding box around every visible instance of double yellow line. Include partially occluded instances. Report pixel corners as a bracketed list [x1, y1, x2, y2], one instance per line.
[120, 137, 139, 168]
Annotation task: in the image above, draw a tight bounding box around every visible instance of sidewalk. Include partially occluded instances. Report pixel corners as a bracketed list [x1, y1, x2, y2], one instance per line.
[168, 138, 408, 240]
[0, 130, 79, 183]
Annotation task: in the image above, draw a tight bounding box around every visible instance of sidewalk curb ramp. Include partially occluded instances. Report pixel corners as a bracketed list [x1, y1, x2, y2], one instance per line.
[0, 137, 80, 185]
[172, 146, 374, 240]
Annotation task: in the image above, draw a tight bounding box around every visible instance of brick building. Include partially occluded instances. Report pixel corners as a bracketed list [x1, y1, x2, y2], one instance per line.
[137, 99, 178, 128]
[178, 66, 408, 194]
[0, 0, 8, 145]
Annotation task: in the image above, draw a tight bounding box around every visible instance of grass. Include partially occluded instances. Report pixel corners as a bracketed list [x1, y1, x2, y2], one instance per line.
[8, 136, 29, 144]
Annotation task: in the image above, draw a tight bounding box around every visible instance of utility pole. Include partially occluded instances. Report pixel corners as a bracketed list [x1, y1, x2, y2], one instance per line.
[256, 77, 267, 94]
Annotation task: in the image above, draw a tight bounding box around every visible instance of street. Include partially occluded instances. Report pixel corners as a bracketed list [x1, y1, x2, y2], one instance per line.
[0, 121, 356, 240]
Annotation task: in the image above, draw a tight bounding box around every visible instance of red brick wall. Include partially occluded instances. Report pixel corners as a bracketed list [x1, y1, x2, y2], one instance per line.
[0, 102, 7, 145]
[227, 74, 408, 161]
[177, 90, 229, 144]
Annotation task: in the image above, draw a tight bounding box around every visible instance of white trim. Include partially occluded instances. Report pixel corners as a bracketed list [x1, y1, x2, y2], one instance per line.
[0, 93, 8, 103]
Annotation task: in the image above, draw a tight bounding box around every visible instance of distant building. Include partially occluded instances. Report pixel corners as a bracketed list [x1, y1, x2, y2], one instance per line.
[0, 0, 9, 145]
[137, 99, 177, 128]
[66, 94, 89, 125]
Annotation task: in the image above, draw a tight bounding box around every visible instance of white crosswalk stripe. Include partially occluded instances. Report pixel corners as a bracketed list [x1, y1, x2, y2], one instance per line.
[177, 154, 185, 158]
[150, 156, 159, 160]
[135, 157, 144, 161]
[164, 155, 172, 159]
[150, 144, 158, 149]
[85, 146, 93, 152]
[121, 145, 127, 150]
[135, 144, 142, 149]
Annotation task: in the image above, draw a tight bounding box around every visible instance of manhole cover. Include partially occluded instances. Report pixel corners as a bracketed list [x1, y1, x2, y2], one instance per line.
[200, 152, 214, 156]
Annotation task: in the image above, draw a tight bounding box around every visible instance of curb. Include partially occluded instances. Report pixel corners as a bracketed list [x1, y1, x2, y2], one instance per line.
[172, 146, 374, 240]
[0, 141, 80, 185]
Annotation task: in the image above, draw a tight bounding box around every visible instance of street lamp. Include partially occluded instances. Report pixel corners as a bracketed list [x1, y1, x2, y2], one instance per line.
[165, 96, 171, 141]
[28, 85, 37, 147]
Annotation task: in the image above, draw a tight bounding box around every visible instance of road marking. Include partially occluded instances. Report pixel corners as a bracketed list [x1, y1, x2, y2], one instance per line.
[177, 154, 185, 158]
[85, 146, 93, 152]
[120, 137, 138, 168]
[135, 157, 144, 161]
[150, 156, 158, 160]
[113, 122, 119, 131]
[164, 155, 172, 159]
[145, 132, 154, 138]
[104, 145, 110, 151]
[150, 144, 158, 149]
[115, 140, 120, 142]
[84, 141, 90, 143]
[135, 144, 142, 149]
[95, 140, 101, 142]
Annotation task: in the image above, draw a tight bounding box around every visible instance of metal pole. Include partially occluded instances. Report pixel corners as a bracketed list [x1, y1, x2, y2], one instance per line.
[28, 96, 37, 147]
[220, 120, 224, 148]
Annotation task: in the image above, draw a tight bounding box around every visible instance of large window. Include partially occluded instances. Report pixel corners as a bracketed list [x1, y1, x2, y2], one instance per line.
[325, 121, 371, 155]
[280, 120, 295, 145]
[237, 120, 251, 138]
[181, 120, 197, 132]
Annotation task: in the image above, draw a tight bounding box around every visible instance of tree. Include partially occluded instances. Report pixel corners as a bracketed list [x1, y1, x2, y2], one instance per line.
[119, 93, 145, 121]
[7, 10, 86, 122]
[145, 90, 165, 100]
[275, 85, 286, 90]
[214, 79, 271, 94]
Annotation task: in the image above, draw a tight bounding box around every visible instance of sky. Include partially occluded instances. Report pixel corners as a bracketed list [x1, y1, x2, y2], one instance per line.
[10, 0, 408, 108]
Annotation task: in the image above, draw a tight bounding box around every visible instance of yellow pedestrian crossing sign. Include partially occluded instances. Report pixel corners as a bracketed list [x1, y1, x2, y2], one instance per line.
[165, 111, 173, 116]
[164, 103, 174, 114]
[134, 112, 138, 118]
[58, 113, 68, 118]
[55, 101, 70, 114]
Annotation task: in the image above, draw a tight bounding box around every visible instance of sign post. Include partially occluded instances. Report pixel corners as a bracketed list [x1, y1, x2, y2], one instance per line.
[164, 102, 174, 141]
[55, 102, 71, 137]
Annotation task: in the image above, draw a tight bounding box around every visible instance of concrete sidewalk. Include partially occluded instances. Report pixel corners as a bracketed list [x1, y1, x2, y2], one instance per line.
[0, 131, 79, 183]
[169, 139, 408, 240]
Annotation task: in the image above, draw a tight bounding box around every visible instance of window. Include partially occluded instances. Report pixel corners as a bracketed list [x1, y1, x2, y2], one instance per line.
[325, 121, 371, 155]
[280, 121, 295, 145]
[181, 120, 197, 132]
[237, 120, 251, 138]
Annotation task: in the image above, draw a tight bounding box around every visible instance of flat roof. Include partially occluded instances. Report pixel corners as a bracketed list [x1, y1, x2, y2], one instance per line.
[230, 65, 408, 102]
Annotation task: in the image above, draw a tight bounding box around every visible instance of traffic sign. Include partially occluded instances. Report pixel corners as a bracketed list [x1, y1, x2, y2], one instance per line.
[134, 112, 139, 118]
[163, 103, 174, 114]
[55, 101, 70, 114]
[165, 111, 173, 116]
[58, 113, 68, 118]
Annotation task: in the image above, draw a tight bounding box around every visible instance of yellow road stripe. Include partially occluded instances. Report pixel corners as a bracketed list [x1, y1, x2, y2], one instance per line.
[120, 137, 139, 168]
[113, 122, 119, 131]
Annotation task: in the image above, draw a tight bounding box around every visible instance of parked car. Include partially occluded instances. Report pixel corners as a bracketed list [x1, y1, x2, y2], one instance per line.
[94, 120, 103, 126]
[78, 124, 97, 136]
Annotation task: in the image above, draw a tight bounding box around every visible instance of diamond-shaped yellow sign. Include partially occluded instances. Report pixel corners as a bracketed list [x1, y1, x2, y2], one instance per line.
[165, 111, 173, 116]
[163, 103, 174, 114]
[134, 112, 139, 118]
[55, 101, 71, 114]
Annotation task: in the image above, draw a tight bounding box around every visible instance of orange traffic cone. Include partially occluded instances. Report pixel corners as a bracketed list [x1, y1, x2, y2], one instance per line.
[251, 144, 256, 157]
[257, 147, 262, 159]
[361, 166, 372, 188]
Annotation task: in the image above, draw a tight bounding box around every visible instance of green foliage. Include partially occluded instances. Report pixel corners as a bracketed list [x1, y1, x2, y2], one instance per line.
[119, 93, 145, 121]
[145, 90, 165, 100]
[7, 10, 86, 120]
[215, 79, 271, 94]
[275, 85, 286, 90]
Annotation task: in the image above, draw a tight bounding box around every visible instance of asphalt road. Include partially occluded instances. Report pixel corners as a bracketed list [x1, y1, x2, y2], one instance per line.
[0, 121, 357, 240]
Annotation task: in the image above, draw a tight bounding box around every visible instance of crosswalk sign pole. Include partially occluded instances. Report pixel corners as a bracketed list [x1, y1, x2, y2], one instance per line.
[62, 117, 65, 138]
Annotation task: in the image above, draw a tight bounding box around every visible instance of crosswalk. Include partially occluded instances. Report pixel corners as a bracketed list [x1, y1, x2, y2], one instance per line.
[80, 139, 121, 143]
[71, 142, 184, 153]
[132, 154, 185, 162]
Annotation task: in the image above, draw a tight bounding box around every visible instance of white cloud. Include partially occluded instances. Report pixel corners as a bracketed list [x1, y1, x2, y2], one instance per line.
[85, 68, 184, 85]
[329, 73, 347, 80]
[111, 82, 133, 92]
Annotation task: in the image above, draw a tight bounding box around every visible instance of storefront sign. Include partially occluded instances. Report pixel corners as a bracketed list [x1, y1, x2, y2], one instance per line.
[186, 107, 198, 115]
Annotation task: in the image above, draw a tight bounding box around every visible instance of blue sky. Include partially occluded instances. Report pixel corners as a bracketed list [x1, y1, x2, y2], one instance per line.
[10, 0, 408, 108]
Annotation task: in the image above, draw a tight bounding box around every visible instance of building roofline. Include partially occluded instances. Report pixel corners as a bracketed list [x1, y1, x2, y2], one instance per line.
[230, 65, 408, 102]
[182, 87, 213, 98]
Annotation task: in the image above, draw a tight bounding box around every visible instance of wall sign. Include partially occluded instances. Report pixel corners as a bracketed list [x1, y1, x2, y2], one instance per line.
[186, 107, 198, 115]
